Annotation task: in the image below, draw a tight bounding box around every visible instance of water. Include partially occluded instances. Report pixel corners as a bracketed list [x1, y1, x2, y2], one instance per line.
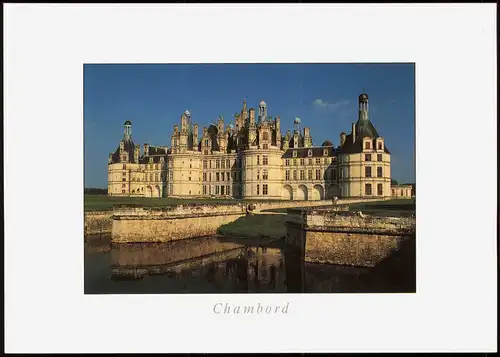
[84, 235, 415, 294]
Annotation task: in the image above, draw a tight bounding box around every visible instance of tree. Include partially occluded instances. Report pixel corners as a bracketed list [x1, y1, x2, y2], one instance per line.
[391, 179, 398, 186]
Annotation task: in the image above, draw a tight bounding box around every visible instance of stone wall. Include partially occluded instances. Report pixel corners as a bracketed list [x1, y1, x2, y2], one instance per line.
[85, 197, 389, 239]
[85, 211, 113, 236]
[285, 209, 415, 267]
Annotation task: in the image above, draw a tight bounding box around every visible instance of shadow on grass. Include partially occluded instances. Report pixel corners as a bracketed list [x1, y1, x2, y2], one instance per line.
[216, 214, 288, 240]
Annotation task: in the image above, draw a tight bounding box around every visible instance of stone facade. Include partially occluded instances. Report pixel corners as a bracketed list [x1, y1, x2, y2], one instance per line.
[108, 92, 397, 200]
[391, 184, 413, 198]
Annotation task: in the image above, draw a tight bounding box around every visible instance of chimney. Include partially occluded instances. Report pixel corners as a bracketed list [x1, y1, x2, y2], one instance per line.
[249, 108, 255, 124]
[352, 123, 356, 143]
[134, 145, 140, 163]
[340, 132, 346, 147]
[144, 143, 149, 156]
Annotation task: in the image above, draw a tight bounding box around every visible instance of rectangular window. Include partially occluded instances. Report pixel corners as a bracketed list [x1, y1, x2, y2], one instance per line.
[308, 170, 312, 180]
[365, 166, 372, 178]
[227, 159, 231, 168]
[209, 186, 211, 194]
[308, 158, 313, 165]
[209, 161, 212, 169]
[377, 154, 382, 162]
[263, 184, 268, 195]
[150, 174, 153, 181]
[377, 167, 383, 178]
[257, 170, 260, 180]
[257, 156, 260, 165]
[221, 160, 225, 169]
[377, 183, 383, 196]
[263, 156, 268, 165]
[285, 159, 290, 166]
[203, 185, 206, 195]
[221, 172, 224, 181]
[226, 186, 230, 195]
[227, 172, 230, 181]
[189, 177, 191, 181]
[300, 158, 304, 166]
[293, 170, 297, 180]
[365, 183, 372, 195]
[365, 154, 372, 161]
[378, 142, 383, 150]
[122, 189, 126, 193]
[155, 173, 159, 181]
[300, 170, 305, 180]
[316, 169, 321, 180]
[221, 186, 225, 195]
[123, 164, 126, 170]
[203, 173, 207, 181]
[216, 173, 220, 181]
[315, 158, 321, 165]
[365, 141, 371, 150]
[293, 159, 297, 166]
[122, 178, 126, 182]
[257, 184, 260, 195]
[263, 144, 268, 150]
[285, 170, 290, 180]
[216, 160, 220, 169]
[123, 172, 127, 176]
[263, 169, 268, 180]
[216, 186, 220, 195]
[203, 160, 207, 169]
[209, 173, 212, 181]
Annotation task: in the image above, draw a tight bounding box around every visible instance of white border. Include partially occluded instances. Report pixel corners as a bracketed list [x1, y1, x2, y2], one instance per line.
[4, 4, 497, 353]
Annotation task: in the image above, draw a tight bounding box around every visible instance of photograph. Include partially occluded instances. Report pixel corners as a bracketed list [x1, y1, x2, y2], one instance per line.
[84, 63, 416, 294]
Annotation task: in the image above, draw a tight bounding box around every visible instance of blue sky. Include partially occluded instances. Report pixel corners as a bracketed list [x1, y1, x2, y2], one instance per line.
[84, 63, 415, 188]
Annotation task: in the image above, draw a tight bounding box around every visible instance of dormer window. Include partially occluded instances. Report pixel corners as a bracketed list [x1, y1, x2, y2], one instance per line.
[377, 139, 384, 150]
[293, 151, 297, 158]
[308, 149, 312, 157]
[364, 141, 371, 150]
[323, 149, 328, 156]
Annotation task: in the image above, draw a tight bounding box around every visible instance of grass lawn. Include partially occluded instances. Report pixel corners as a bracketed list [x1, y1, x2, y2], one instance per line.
[84, 194, 236, 212]
[84, 194, 283, 212]
[261, 199, 415, 217]
[347, 199, 415, 217]
[217, 214, 287, 239]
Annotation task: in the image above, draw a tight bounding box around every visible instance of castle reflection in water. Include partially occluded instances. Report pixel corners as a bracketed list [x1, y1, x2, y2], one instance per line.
[84, 235, 415, 294]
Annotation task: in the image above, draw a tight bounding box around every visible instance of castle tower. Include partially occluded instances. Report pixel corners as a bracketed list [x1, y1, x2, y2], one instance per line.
[358, 92, 369, 121]
[293, 117, 301, 134]
[258, 100, 267, 124]
[124, 120, 132, 139]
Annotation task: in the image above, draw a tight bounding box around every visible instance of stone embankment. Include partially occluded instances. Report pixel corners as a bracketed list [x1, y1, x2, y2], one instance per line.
[84, 197, 388, 238]
[285, 208, 416, 267]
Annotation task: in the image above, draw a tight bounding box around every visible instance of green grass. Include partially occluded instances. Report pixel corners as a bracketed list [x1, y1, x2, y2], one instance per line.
[217, 214, 287, 239]
[84, 194, 283, 212]
[261, 199, 415, 217]
[347, 199, 415, 217]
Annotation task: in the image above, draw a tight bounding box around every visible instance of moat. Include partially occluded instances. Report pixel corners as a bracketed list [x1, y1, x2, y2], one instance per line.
[85, 234, 415, 294]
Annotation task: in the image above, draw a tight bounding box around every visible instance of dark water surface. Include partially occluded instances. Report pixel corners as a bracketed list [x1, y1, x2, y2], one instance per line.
[84, 235, 415, 294]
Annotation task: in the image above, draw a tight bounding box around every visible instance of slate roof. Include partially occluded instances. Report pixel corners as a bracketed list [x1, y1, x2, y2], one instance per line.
[110, 137, 135, 163]
[282, 146, 336, 159]
[336, 117, 391, 154]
